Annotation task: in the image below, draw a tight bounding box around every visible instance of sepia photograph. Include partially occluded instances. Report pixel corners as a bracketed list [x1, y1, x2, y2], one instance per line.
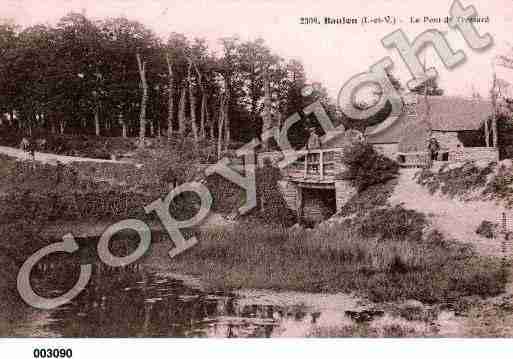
[1, 0, 513, 352]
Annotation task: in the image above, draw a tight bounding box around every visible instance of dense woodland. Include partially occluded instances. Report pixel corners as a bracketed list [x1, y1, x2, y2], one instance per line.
[0, 13, 345, 150]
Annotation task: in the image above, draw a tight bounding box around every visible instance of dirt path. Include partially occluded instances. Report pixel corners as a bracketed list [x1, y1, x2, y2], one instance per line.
[389, 169, 513, 337]
[0, 145, 130, 165]
[389, 169, 512, 258]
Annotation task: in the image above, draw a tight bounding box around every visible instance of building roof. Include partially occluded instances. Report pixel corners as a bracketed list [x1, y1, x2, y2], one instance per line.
[364, 95, 493, 144]
[416, 96, 492, 131]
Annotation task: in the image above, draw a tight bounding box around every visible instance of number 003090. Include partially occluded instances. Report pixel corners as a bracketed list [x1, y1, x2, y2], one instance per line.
[33, 348, 72, 358]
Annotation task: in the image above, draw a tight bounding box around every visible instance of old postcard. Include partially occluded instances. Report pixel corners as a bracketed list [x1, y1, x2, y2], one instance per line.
[1, 0, 513, 354]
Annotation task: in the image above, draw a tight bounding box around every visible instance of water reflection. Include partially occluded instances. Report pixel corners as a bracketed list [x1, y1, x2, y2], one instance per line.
[15, 262, 327, 337]
[7, 256, 454, 338]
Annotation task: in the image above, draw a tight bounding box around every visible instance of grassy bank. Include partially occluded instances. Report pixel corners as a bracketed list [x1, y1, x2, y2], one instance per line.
[416, 160, 498, 200]
[0, 152, 192, 305]
[148, 207, 506, 304]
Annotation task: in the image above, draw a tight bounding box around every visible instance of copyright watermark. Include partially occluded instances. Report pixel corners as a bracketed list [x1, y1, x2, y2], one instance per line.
[17, 0, 494, 309]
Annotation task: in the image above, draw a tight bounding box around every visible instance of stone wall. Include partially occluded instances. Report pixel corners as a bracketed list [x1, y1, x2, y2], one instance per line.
[448, 147, 499, 162]
[277, 180, 299, 211]
[335, 180, 356, 212]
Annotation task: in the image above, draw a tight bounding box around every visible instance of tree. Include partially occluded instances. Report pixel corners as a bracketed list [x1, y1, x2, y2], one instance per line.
[165, 33, 189, 137]
[186, 58, 199, 144]
[178, 83, 187, 134]
[99, 17, 159, 138]
[262, 71, 272, 149]
[188, 38, 212, 139]
[165, 53, 175, 137]
[0, 16, 338, 147]
[218, 37, 240, 146]
[0, 22, 20, 125]
[136, 53, 148, 143]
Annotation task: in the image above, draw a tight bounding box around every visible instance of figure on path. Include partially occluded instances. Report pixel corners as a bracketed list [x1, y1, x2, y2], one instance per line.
[27, 139, 36, 161]
[428, 137, 440, 161]
[307, 127, 321, 150]
[19, 137, 31, 160]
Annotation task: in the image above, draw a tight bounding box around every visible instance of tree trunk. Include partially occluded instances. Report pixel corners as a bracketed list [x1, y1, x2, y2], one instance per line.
[122, 122, 127, 138]
[187, 59, 199, 144]
[136, 53, 148, 145]
[223, 76, 231, 147]
[200, 94, 208, 139]
[492, 73, 499, 148]
[166, 53, 175, 137]
[59, 120, 65, 134]
[209, 116, 214, 140]
[94, 103, 100, 136]
[178, 84, 187, 134]
[118, 113, 127, 138]
[224, 106, 229, 150]
[484, 117, 490, 147]
[492, 115, 498, 148]
[106, 117, 112, 134]
[191, 60, 207, 139]
[262, 72, 272, 150]
[217, 95, 225, 160]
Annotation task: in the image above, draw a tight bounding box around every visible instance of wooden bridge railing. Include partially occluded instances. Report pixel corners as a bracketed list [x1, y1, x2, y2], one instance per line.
[258, 148, 346, 182]
[396, 151, 432, 168]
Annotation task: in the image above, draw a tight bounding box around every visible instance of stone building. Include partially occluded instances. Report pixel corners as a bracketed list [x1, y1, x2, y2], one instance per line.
[365, 93, 499, 163]
[256, 93, 500, 224]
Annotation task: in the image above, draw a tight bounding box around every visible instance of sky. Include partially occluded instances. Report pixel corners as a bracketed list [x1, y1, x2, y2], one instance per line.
[2, 0, 513, 100]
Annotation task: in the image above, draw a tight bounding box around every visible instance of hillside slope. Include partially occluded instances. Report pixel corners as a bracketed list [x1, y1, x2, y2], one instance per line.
[389, 167, 513, 336]
[389, 168, 511, 257]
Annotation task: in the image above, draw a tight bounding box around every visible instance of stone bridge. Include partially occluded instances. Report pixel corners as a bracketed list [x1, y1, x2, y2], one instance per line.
[257, 148, 355, 224]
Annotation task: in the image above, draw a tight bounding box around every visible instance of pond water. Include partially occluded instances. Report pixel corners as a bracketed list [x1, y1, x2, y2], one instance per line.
[2, 237, 464, 338]
[5, 261, 366, 338]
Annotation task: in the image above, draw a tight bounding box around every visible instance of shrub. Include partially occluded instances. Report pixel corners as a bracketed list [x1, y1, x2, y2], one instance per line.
[337, 179, 397, 217]
[342, 143, 399, 192]
[0, 160, 168, 223]
[484, 163, 513, 207]
[417, 161, 495, 198]
[476, 220, 497, 239]
[342, 205, 427, 242]
[205, 173, 245, 215]
[0, 129, 141, 159]
[205, 162, 296, 226]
